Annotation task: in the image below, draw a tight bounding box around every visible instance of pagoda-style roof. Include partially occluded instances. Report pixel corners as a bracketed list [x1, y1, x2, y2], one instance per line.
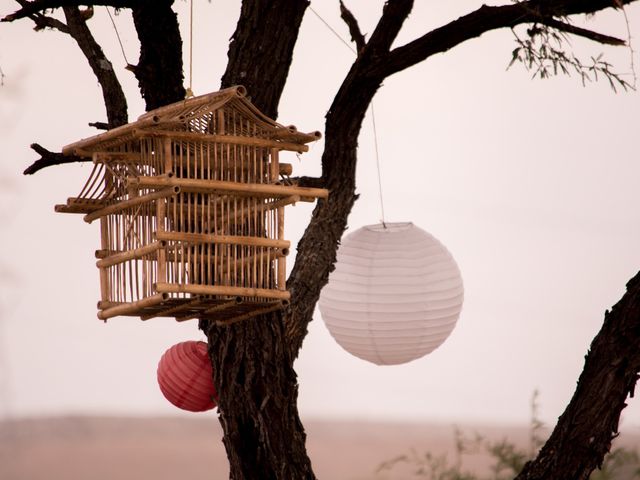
[62, 85, 321, 156]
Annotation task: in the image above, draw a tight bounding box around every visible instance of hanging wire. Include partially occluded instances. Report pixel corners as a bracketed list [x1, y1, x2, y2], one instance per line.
[186, 0, 194, 98]
[308, 6, 387, 227]
[370, 104, 386, 227]
[308, 6, 357, 55]
[105, 7, 130, 66]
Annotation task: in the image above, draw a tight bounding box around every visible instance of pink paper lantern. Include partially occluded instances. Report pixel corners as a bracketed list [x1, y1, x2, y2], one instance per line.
[157, 341, 217, 412]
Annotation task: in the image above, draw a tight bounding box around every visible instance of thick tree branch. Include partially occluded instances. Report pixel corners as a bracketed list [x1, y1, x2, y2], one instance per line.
[285, 1, 416, 355]
[220, 0, 310, 119]
[2, 0, 135, 22]
[13, 0, 70, 33]
[339, 1, 365, 54]
[3, 0, 184, 112]
[375, 0, 637, 79]
[62, 6, 128, 128]
[23, 144, 88, 175]
[515, 271, 640, 480]
[130, 0, 185, 110]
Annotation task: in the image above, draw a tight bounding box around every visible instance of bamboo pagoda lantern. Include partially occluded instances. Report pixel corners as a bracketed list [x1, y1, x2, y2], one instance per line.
[56, 86, 327, 325]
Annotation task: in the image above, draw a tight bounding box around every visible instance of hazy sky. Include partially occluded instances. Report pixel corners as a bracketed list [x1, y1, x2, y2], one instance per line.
[1, 1, 640, 433]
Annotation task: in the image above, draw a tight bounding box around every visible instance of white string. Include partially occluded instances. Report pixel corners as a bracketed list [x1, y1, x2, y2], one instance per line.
[308, 5, 387, 226]
[186, 0, 194, 97]
[370, 104, 386, 227]
[105, 7, 130, 66]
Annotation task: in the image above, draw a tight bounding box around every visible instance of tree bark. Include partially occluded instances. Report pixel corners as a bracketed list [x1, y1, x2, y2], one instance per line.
[515, 271, 640, 480]
[130, 0, 185, 110]
[203, 314, 314, 479]
[201, 2, 315, 478]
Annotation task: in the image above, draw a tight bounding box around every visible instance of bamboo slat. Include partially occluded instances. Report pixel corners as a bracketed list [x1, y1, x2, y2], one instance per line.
[215, 302, 284, 326]
[98, 293, 169, 320]
[127, 176, 328, 200]
[96, 240, 165, 268]
[83, 186, 181, 223]
[202, 297, 243, 315]
[155, 231, 290, 249]
[155, 282, 291, 300]
[140, 296, 203, 321]
[135, 130, 309, 153]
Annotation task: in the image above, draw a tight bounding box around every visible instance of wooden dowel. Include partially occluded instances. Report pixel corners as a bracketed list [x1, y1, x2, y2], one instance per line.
[155, 282, 291, 301]
[140, 296, 202, 321]
[99, 218, 110, 302]
[96, 241, 165, 268]
[156, 231, 289, 249]
[55, 198, 105, 214]
[98, 293, 169, 320]
[133, 130, 309, 153]
[215, 302, 284, 326]
[83, 186, 180, 224]
[277, 206, 286, 290]
[128, 176, 328, 200]
[162, 137, 173, 175]
[270, 148, 279, 183]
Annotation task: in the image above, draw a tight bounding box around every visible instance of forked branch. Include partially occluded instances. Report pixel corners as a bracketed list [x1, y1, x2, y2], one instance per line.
[23, 144, 87, 175]
[339, 1, 365, 54]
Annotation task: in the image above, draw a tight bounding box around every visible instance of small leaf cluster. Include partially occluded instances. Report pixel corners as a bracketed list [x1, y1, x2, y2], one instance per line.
[508, 22, 633, 92]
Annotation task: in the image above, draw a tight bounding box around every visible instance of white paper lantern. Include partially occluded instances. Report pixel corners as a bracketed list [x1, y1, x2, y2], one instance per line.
[318, 222, 464, 365]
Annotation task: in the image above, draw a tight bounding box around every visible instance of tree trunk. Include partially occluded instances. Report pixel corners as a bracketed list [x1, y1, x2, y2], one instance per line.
[200, 2, 314, 478]
[515, 271, 640, 480]
[202, 314, 315, 480]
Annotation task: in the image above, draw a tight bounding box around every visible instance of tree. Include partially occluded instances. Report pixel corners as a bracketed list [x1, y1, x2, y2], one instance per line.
[3, 1, 640, 479]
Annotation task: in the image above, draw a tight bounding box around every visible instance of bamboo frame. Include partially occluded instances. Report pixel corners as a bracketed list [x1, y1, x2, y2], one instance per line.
[58, 87, 329, 324]
[136, 130, 310, 153]
[127, 176, 327, 200]
[83, 186, 180, 223]
[155, 282, 291, 300]
[96, 240, 165, 268]
[155, 231, 290, 249]
[140, 296, 203, 321]
[98, 293, 169, 320]
[215, 302, 284, 326]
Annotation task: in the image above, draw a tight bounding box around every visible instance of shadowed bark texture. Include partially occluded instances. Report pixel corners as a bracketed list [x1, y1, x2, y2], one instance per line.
[130, 0, 185, 110]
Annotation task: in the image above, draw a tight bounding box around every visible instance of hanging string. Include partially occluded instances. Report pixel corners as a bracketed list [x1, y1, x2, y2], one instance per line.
[308, 6, 387, 227]
[370, 104, 386, 227]
[185, 0, 194, 98]
[308, 6, 357, 55]
[105, 7, 130, 67]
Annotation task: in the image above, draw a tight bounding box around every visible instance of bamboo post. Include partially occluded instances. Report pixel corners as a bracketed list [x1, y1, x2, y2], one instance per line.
[156, 198, 168, 287]
[163, 137, 173, 175]
[277, 206, 286, 291]
[99, 218, 110, 303]
[270, 148, 279, 183]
